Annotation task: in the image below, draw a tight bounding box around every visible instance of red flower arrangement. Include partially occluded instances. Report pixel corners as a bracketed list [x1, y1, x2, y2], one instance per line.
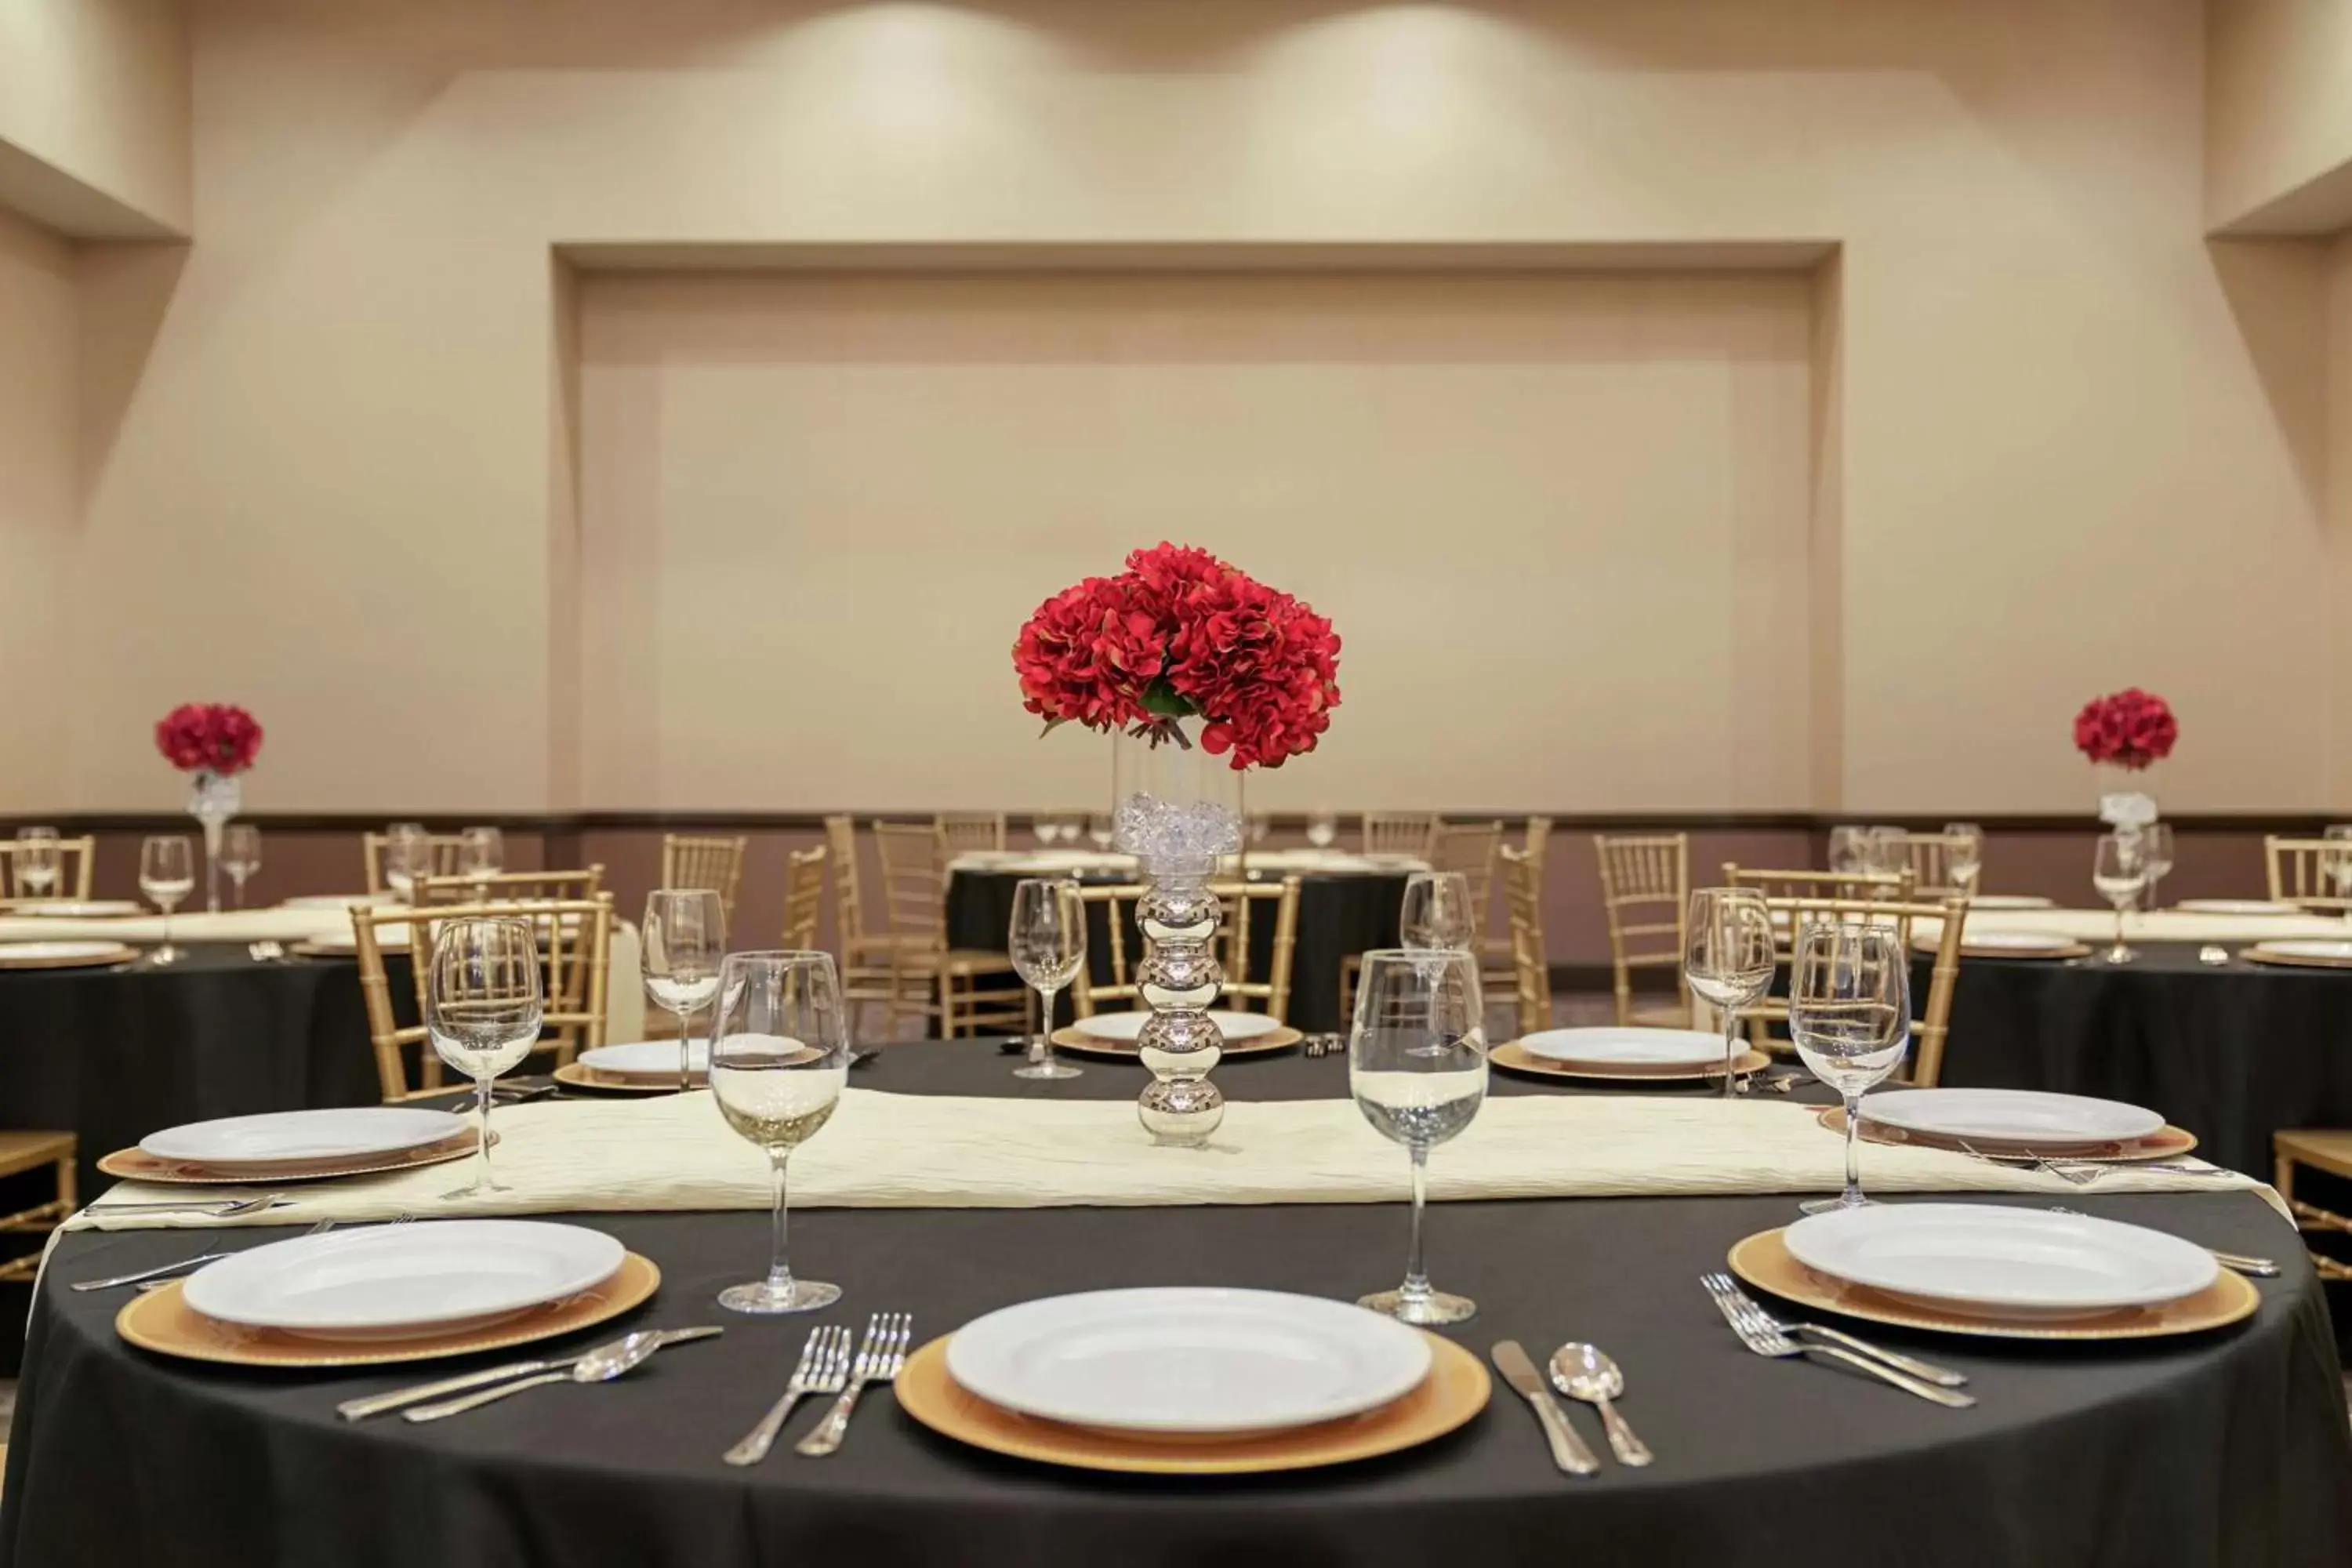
[154, 703, 265, 776]
[1014, 543, 1341, 770]
[2072, 688, 2176, 771]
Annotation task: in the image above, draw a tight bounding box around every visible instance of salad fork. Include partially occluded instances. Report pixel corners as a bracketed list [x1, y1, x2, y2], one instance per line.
[1699, 1273, 1974, 1408]
[795, 1312, 912, 1457]
[1699, 1272, 1968, 1386]
[723, 1323, 853, 1465]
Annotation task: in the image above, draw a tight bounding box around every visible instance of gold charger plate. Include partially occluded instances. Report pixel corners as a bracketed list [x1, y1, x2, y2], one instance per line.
[1817, 1105, 2198, 1163]
[553, 1062, 702, 1094]
[1050, 1025, 1302, 1060]
[117, 1250, 660, 1368]
[1727, 1228, 2258, 1341]
[1952, 941, 2092, 961]
[895, 1330, 1488, 1475]
[2240, 946, 2352, 971]
[98, 1129, 490, 1185]
[0, 942, 139, 971]
[1490, 1040, 1771, 1083]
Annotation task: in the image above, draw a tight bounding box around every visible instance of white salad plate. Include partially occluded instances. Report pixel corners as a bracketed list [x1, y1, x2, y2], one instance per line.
[141, 1106, 467, 1166]
[1516, 1026, 1723, 1068]
[1860, 1088, 2163, 1147]
[1784, 1203, 2216, 1318]
[2172, 899, 2299, 916]
[577, 1038, 710, 1077]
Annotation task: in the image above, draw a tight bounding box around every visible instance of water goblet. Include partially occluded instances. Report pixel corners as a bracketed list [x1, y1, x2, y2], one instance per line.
[643, 889, 727, 1090]
[1009, 877, 1085, 1080]
[1399, 869, 1475, 952]
[426, 916, 544, 1197]
[14, 826, 60, 898]
[220, 825, 262, 909]
[2092, 832, 2147, 963]
[1791, 921, 1909, 1214]
[138, 835, 195, 965]
[1684, 887, 1777, 1097]
[1942, 822, 1984, 895]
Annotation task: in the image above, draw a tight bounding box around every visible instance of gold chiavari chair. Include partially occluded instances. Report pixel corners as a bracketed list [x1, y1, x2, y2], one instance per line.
[1361, 812, 1439, 858]
[2264, 836, 2352, 914]
[1879, 832, 1973, 897]
[1497, 844, 1552, 1037]
[351, 895, 613, 1102]
[1720, 862, 1912, 1047]
[1741, 894, 1965, 1087]
[361, 831, 470, 893]
[935, 811, 1007, 856]
[662, 833, 749, 931]
[0, 837, 96, 901]
[827, 815, 917, 1031]
[1071, 878, 1303, 1024]
[1479, 818, 1552, 1005]
[2270, 1132, 2352, 1284]
[1594, 832, 1692, 1028]
[872, 821, 1025, 1037]
[782, 844, 826, 949]
[414, 866, 604, 906]
[1339, 818, 1510, 1021]
[0, 1131, 76, 1287]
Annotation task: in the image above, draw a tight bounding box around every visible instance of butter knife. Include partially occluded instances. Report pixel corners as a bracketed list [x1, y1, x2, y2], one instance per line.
[335, 1327, 722, 1421]
[1492, 1339, 1600, 1476]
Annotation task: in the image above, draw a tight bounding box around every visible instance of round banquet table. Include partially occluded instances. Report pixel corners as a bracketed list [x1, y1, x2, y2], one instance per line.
[1918, 941, 2352, 1176]
[946, 861, 1410, 1034]
[5, 1043, 2348, 1568]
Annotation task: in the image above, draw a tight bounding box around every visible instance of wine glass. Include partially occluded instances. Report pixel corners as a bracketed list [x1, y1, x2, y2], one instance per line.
[1305, 809, 1338, 850]
[138, 835, 195, 965]
[425, 916, 544, 1197]
[2138, 822, 2174, 913]
[643, 890, 727, 1091]
[14, 826, 60, 898]
[220, 825, 262, 909]
[1826, 825, 1867, 877]
[1009, 877, 1085, 1080]
[1942, 822, 1984, 895]
[1791, 921, 1910, 1214]
[1399, 870, 1475, 951]
[1866, 826, 1907, 878]
[383, 822, 429, 902]
[710, 950, 851, 1314]
[1350, 949, 1486, 1325]
[2323, 825, 2352, 921]
[1086, 812, 1115, 851]
[1032, 815, 1056, 848]
[459, 826, 504, 886]
[2092, 832, 2147, 964]
[1683, 887, 1777, 1098]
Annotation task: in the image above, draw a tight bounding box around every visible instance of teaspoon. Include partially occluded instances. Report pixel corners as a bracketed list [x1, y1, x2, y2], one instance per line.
[402, 1330, 672, 1421]
[1548, 1343, 1653, 1467]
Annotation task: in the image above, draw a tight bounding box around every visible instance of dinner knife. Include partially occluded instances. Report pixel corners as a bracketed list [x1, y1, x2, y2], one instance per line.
[1491, 1340, 1600, 1476]
[335, 1327, 722, 1421]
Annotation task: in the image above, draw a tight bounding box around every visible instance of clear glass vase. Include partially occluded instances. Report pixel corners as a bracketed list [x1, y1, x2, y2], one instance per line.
[1112, 717, 1243, 1148]
[186, 770, 241, 915]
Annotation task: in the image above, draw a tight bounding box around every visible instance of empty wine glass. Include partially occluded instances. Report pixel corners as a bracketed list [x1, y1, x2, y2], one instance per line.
[1032, 815, 1057, 848]
[1009, 877, 1085, 1080]
[1351, 949, 1486, 1325]
[1866, 826, 1907, 878]
[643, 889, 727, 1091]
[383, 822, 429, 902]
[426, 916, 544, 1197]
[1305, 809, 1338, 850]
[1684, 887, 1777, 1098]
[1826, 825, 1868, 876]
[710, 950, 850, 1314]
[1791, 921, 1910, 1214]
[1942, 822, 1984, 895]
[2138, 822, 2174, 913]
[139, 835, 195, 965]
[459, 826, 504, 885]
[220, 825, 262, 908]
[1086, 812, 1115, 852]
[14, 826, 60, 898]
[2323, 826, 2352, 922]
[1399, 870, 1476, 951]
[2092, 832, 2147, 964]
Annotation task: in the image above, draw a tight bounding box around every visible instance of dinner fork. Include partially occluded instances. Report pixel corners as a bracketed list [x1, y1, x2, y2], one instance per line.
[722, 1324, 853, 1466]
[794, 1312, 912, 1457]
[1698, 1273, 1968, 1387]
[1698, 1274, 1975, 1408]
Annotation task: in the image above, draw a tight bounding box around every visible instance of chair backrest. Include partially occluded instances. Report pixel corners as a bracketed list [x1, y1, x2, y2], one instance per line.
[661, 834, 748, 929]
[1362, 812, 1439, 858]
[1882, 832, 1971, 897]
[823, 815, 869, 941]
[414, 866, 604, 907]
[1070, 878, 1303, 1024]
[782, 844, 826, 949]
[1498, 844, 1553, 1036]
[1759, 895, 1967, 1087]
[935, 812, 1006, 855]
[1430, 818, 1504, 906]
[0, 837, 96, 901]
[1723, 864, 1914, 946]
[1593, 833, 1690, 1023]
[1523, 815, 1554, 871]
[351, 895, 613, 1102]
[362, 831, 470, 892]
[2265, 836, 2352, 913]
[872, 821, 949, 942]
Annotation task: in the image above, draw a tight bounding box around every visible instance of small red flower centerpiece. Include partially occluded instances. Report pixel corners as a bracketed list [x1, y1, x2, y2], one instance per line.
[155, 703, 264, 913]
[2071, 688, 2176, 772]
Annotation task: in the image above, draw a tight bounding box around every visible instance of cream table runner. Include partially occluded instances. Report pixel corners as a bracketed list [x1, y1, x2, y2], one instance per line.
[1921, 908, 2352, 946]
[70, 1087, 2269, 1233]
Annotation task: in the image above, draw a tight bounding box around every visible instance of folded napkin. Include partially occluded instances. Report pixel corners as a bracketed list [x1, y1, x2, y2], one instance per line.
[70, 1087, 2270, 1232]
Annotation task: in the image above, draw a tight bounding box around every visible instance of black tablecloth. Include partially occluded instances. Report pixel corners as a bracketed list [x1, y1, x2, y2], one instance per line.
[5, 1042, 2347, 1568]
[1921, 943, 2352, 1175]
[0, 945, 405, 1192]
[948, 867, 1409, 1034]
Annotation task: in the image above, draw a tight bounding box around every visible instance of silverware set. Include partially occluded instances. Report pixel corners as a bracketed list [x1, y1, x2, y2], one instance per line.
[724, 1312, 910, 1463]
[1700, 1272, 1975, 1408]
[246, 940, 288, 962]
[1490, 1338, 1650, 1474]
[1301, 1033, 1348, 1058]
[86, 1192, 295, 1220]
[337, 1326, 724, 1421]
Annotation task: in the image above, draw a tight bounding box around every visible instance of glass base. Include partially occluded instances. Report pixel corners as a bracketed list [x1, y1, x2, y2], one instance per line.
[143, 946, 181, 968]
[2103, 946, 2137, 965]
[718, 1278, 841, 1316]
[441, 1170, 512, 1200]
[1014, 1059, 1082, 1080]
[1358, 1287, 1476, 1325]
[1798, 1192, 1876, 1215]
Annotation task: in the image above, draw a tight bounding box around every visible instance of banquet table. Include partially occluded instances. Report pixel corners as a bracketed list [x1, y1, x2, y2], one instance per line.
[5, 1042, 2347, 1568]
[1916, 911, 2352, 1175]
[946, 848, 1418, 1034]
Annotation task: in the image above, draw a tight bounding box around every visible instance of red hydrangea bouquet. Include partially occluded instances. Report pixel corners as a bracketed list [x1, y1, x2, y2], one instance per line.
[1013, 543, 1341, 770]
[2071, 688, 2176, 772]
[155, 702, 265, 776]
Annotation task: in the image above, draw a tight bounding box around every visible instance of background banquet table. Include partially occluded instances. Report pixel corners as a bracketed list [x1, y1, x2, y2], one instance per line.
[5, 1042, 2345, 1568]
[946, 850, 1415, 1034]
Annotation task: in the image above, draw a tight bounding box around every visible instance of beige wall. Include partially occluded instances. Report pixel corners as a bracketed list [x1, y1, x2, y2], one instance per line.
[0, 205, 76, 811]
[2208, 0, 2352, 232]
[16, 0, 2347, 815]
[0, 0, 188, 237]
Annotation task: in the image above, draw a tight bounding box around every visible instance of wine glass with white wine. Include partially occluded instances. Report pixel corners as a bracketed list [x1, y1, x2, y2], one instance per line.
[709, 950, 851, 1314]
[139, 835, 195, 966]
[425, 916, 545, 1197]
[1399, 870, 1476, 952]
[644, 889, 727, 1091]
[221, 825, 262, 909]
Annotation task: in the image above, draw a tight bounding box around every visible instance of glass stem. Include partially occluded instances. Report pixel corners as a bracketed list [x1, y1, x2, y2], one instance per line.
[677, 1005, 691, 1091]
[1720, 1000, 1741, 1099]
[1028, 986, 1057, 1065]
[1401, 1144, 1432, 1301]
[1842, 1091, 1863, 1203]
[474, 1072, 493, 1178]
[766, 1148, 794, 1294]
[2114, 902, 2126, 957]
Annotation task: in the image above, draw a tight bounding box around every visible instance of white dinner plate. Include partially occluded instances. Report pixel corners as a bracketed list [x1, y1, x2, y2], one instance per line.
[1951, 929, 2078, 954]
[12, 900, 143, 918]
[1784, 1203, 2216, 1317]
[1517, 1026, 1724, 1068]
[141, 1106, 467, 1166]
[183, 1219, 625, 1341]
[946, 1287, 1432, 1435]
[280, 892, 398, 911]
[1860, 1087, 2163, 1147]
[2249, 939, 2352, 962]
[1075, 1009, 1281, 1043]
[0, 941, 133, 966]
[577, 1038, 708, 1078]
[1965, 895, 2056, 910]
